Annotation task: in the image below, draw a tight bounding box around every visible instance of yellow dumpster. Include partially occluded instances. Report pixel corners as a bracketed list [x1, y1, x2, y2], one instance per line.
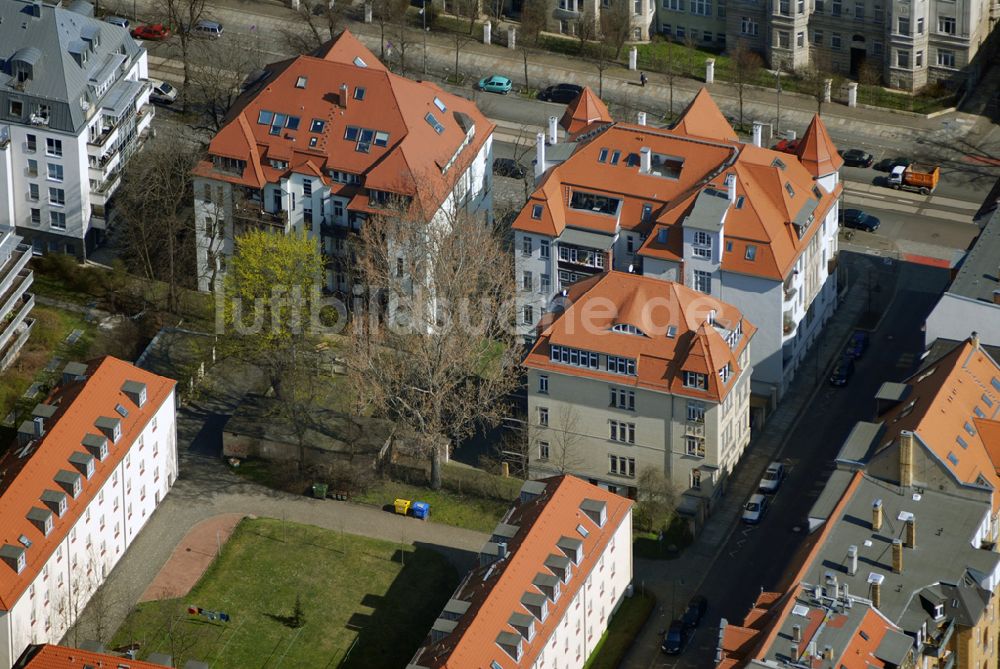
[394, 499, 412, 516]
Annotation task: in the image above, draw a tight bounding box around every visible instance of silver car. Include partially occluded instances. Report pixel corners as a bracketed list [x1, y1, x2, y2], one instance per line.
[742, 494, 769, 524]
[758, 462, 785, 493]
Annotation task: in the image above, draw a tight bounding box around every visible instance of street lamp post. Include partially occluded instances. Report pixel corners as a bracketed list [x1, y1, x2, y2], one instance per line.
[775, 68, 782, 136]
[422, 0, 428, 75]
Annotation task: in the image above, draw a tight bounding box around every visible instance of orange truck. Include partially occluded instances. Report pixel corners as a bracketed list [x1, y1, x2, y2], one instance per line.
[888, 163, 940, 195]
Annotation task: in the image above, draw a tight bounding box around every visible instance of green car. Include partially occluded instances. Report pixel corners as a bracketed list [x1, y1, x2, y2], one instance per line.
[478, 75, 512, 94]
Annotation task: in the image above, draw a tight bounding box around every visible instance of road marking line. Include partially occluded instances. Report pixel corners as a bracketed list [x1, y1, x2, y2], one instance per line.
[929, 195, 980, 210]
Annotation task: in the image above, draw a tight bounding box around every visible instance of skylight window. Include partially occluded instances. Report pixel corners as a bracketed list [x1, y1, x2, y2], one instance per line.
[345, 126, 360, 141]
[735, 195, 745, 209]
[295, 76, 307, 88]
[310, 119, 325, 133]
[115, 403, 129, 418]
[993, 377, 1000, 392]
[309, 137, 318, 148]
[354, 87, 366, 100]
[947, 452, 959, 465]
[612, 323, 646, 336]
[285, 116, 300, 131]
[531, 204, 543, 220]
[957, 435, 968, 449]
[424, 112, 445, 134]
[610, 150, 621, 166]
[576, 524, 589, 538]
[983, 393, 994, 407]
[812, 185, 822, 199]
[965, 421, 976, 436]
[353, 56, 368, 67]
[374, 130, 390, 147]
[784, 182, 795, 197]
[666, 325, 677, 338]
[257, 110, 274, 125]
[975, 406, 986, 418]
[598, 148, 608, 163]
[771, 157, 786, 170]
[433, 96, 447, 112]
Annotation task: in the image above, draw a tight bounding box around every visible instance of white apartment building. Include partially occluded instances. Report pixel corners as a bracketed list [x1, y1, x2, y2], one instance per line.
[192, 30, 493, 294]
[0, 227, 34, 372]
[523, 272, 755, 511]
[407, 476, 633, 669]
[515, 89, 840, 423]
[0, 357, 178, 669]
[0, 0, 153, 258]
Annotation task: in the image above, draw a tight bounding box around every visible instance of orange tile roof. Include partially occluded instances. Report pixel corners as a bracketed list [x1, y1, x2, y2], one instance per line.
[0, 357, 175, 610]
[514, 89, 842, 283]
[795, 114, 843, 177]
[559, 86, 612, 136]
[409, 475, 633, 668]
[523, 272, 756, 402]
[14, 643, 168, 668]
[192, 30, 494, 217]
[876, 339, 1000, 510]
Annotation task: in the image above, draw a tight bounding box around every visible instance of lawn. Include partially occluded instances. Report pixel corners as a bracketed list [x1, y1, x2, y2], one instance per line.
[584, 591, 656, 669]
[112, 518, 459, 668]
[633, 515, 694, 560]
[343, 479, 511, 533]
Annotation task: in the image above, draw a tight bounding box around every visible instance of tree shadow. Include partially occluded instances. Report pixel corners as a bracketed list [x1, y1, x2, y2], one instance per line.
[263, 612, 302, 629]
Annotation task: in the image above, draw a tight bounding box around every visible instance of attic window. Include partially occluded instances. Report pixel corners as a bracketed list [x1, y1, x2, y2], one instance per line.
[642, 203, 653, 222]
[812, 185, 822, 199]
[433, 97, 447, 112]
[115, 403, 129, 418]
[598, 148, 608, 163]
[257, 110, 274, 125]
[609, 150, 621, 166]
[531, 204, 543, 220]
[354, 87, 366, 100]
[964, 421, 976, 436]
[947, 451, 959, 465]
[295, 76, 307, 88]
[576, 524, 589, 538]
[657, 228, 668, 244]
[309, 137, 318, 148]
[745, 245, 757, 261]
[957, 435, 968, 449]
[424, 112, 445, 134]
[310, 119, 325, 133]
[735, 195, 745, 209]
[784, 182, 795, 198]
[771, 157, 786, 170]
[353, 56, 368, 68]
[666, 325, 677, 338]
[374, 131, 389, 147]
[983, 394, 994, 408]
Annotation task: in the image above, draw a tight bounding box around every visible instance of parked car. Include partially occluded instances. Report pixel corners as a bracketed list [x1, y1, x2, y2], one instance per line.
[661, 620, 687, 654]
[148, 79, 178, 105]
[839, 148, 874, 168]
[132, 23, 171, 40]
[682, 596, 708, 629]
[742, 494, 769, 524]
[845, 331, 869, 359]
[772, 138, 800, 153]
[874, 156, 911, 172]
[758, 462, 785, 494]
[493, 158, 527, 179]
[104, 15, 129, 29]
[829, 355, 855, 387]
[192, 19, 224, 38]
[478, 75, 512, 94]
[841, 208, 880, 232]
[538, 83, 583, 104]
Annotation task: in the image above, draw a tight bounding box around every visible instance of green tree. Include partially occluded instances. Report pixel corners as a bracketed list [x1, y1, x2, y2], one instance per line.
[634, 468, 678, 533]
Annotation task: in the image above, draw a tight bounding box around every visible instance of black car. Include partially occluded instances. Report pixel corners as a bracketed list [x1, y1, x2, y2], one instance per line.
[839, 148, 874, 168]
[845, 331, 869, 359]
[829, 356, 855, 387]
[841, 208, 880, 232]
[492, 158, 527, 179]
[538, 83, 583, 104]
[875, 156, 911, 172]
[682, 596, 708, 629]
[661, 620, 687, 654]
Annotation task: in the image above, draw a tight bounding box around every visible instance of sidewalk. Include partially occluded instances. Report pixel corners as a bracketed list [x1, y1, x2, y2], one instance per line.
[621, 251, 899, 668]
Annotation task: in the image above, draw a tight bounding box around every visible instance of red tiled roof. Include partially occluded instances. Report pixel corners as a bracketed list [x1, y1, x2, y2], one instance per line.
[14, 644, 168, 668]
[673, 87, 739, 142]
[410, 475, 633, 668]
[0, 357, 175, 610]
[559, 86, 612, 136]
[192, 30, 494, 217]
[795, 114, 843, 177]
[523, 272, 756, 402]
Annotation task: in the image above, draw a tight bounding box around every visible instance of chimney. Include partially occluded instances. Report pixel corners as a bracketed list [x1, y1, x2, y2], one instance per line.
[791, 624, 801, 643]
[790, 643, 799, 660]
[32, 416, 44, 438]
[892, 539, 903, 573]
[872, 499, 883, 532]
[971, 331, 980, 349]
[992, 290, 1000, 305]
[535, 132, 546, 179]
[848, 545, 858, 576]
[637, 111, 647, 126]
[822, 646, 834, 660]
[726, 173, 737, 203]
[899, 430, 914, 487]
[548, 115, 558, 145]
[752, 121, 763, 147]
[871, 580, 881, 609]
[842, 583, 850, 599]
[905, 517, 916, 548]
[340, 83, 349, 108]
[640, 147, 651, 174]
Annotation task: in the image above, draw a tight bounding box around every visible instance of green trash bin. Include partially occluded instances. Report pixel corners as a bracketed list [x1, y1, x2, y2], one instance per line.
[312, 483, 328, 499]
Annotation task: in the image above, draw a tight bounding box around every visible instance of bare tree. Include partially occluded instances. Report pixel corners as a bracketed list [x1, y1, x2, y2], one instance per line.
[372, 0, 410, 60]
[731, 41, 763, 130]
[858, 62, 881, 105]
[599, 0, 631, 59]
[114, 140, 201, 313]
[346, 194, 520, 489]
[799, 54, 841, 116]
[391, 23, 416, 76]
[520, 0, 551, 46]
[281, 0, 345, 54]
[457, 0, 482, 34]
[634, 467, 678, 533]
[533, 405, 585, 474]
[593, 40, 613, 98]
[519, 46, 533, 94]
[682, 31, 699, 76]
[151, 596, 203, 663]
[161, 0, 210, 113]
[576, 9, 597, 53]
[187, 39, 264, 132]
[450, 31, 475, 83]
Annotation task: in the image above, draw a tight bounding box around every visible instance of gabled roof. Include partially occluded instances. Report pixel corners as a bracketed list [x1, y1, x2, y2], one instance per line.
[523, 272, 756, 402]
[408, 476, 633, 668]
[559, 86, 612, 136]
[193, 30, 494, 217]
[0, 357, 175, 610]
[673, 87, 739, 142]
[14, 643, 170, 668]
[795, 114, 843, 177]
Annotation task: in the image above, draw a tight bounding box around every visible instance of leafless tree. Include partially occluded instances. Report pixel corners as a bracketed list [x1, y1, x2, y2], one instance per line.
[682, 31, 699, 76]
[858, 62, 881, 105]
[450, 31, 475, 83]
[634, 467, 678, 533]
[281, 0, 345, 54]
[576, 9, 597, 53]
[151, 595, 203, 663]
[457, 0, 482, 34]
[799, 54, 840, 116]
[519, 0, 551, 46]
[593, 40, 614, 98]
[372, 0, 410, 60]
[114, 140, 201, 313]
[534, 405, 585, 474]
[519, 45, 534, 94]
[391, 23, 416, 76]
[161, 0, 210, 113]
[731, 41, 763, 130]
[600, 0, 631, 59]
[187, 39, 264, 132]
[345, 192, 520, 489]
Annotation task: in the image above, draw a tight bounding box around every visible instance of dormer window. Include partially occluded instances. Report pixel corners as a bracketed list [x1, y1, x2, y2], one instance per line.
[934, 603, 945, 620]
[0, 545, 26, 574]
[719, 363, 732, 383]
[531, 204, 543, 220]
[612, 323, 646, 336]
[657, 228, 668, 243]
[785, 182, 795, 198]
[684, 372, 708, 390]
[354, 87, 366, 100]
[642, 203, 653, 222]
[598, 148, 609, 163]
[295, 76, 307, 88]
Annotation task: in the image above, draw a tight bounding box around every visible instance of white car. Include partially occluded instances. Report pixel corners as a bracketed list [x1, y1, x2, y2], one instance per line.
[742, 494, 769, 524]
[758, 462, 785, 494]
[149, 79, 178, 105]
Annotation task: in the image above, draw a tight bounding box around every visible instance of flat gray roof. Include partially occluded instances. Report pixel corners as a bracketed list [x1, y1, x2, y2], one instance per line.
[949, 203, 1000, 302]
[836, 421, 884, 466]
[875, 382, 910, 402]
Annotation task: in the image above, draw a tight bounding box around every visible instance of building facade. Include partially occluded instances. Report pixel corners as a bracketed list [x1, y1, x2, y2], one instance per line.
[0, 228, 34, 372]
[0, 0, 153, 258]
[0, 357, 177, 669]
[523, 272, 755, 511]
[516, 89, 840, 420]
[408, 476, 633, 669]
[192, 30, 493, 293]
[545, 0, 658, 41]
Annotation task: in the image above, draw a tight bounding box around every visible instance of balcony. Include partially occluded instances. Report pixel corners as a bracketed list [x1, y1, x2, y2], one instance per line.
[685, 422, 706, 438]
[88, 117, 122, 150]
[0, 293, 35, 357]
[0, 244, 31, 297]
[0, 315, 34, 372]
[783, 311, 796, 335]
[233, 195, 287, 233]
[827, 253, 839, 275]
[0, 270, 33, 325]
[783, 283, 797, 303]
